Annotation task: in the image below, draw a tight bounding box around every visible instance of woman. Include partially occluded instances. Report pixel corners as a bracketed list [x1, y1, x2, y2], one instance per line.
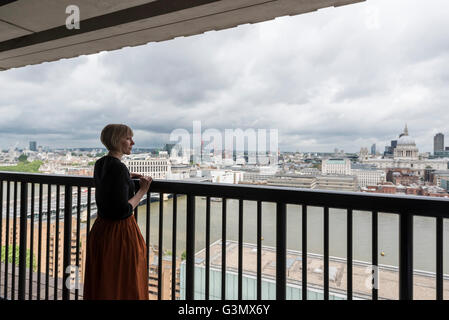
[83, 124, 152, 300]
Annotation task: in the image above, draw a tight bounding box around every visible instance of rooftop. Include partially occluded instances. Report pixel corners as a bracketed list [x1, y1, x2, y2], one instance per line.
[193, 240, 449, 300]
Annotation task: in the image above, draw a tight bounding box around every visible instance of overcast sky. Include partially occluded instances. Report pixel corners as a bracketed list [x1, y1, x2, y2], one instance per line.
[1, 0, 448, 153]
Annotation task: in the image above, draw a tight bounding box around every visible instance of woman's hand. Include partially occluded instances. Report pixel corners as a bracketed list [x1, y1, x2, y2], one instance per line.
[131, 173, 143, 179]
[139, 176, 152, 194]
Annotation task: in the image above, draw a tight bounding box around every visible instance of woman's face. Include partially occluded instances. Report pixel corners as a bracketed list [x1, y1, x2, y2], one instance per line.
[119, 134, 134, 155]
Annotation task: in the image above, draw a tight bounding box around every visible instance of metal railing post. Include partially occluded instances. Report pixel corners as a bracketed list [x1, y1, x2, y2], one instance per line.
[185, 194, 195, 300]
[399, 212, 413, 300]
[18, 182, 28, 300]
[276, 202, 286, 300]
[62, 185, 73, 300]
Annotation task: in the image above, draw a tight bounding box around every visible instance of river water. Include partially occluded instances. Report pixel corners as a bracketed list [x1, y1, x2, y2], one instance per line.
[135, 195, 449, 274]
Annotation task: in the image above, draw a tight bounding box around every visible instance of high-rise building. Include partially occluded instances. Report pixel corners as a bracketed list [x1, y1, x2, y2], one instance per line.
[391, 140, 398, 149]
[434, 133, 444, 154]
[29, 141, 37, 152]
[371, 143, 376, 155]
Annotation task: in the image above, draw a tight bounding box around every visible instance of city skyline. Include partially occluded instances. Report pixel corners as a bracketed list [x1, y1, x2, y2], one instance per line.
[0, 0, 448, 153]
[2, 126, 448, 155]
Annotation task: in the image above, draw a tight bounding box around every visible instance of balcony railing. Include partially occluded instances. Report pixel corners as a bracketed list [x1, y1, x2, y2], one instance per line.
[1, 171, 449, 300]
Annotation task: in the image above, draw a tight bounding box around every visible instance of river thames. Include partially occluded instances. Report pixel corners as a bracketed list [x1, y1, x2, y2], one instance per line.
[134, 194, 449, 274]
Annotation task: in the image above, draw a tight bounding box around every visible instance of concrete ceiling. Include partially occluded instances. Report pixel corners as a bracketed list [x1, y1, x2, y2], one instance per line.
[0, 0, 364, 71]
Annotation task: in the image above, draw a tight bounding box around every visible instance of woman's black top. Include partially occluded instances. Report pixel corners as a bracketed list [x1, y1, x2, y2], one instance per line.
[94, 155, 135, 220]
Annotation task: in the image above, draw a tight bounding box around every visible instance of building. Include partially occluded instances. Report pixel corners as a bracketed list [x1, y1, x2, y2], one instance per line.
[363, 182, 398, 194]
[393, 125, 419, 160]
[323, 160, 385, 189]
[351, 164, 386, 188]
[371, 143, 376, 156]
[384, 140, 398, 158]
[322, 158, 352, 175]
[434, 150, 449, 158]
[29, 141, 37, 152]
[386, 168, 420, 186]
[204, 169, 244, 184]
[298, 167, 321, 176]
[180, 240, 349, 300]
[363, 182, 449, 197]
[431, 171, 449, 187]
[1, 217, 87, 284]
[65, 167, 94, 176]
[315, 175, 358, 192]
[442, 179, 449, 192]
[123, 154, 171, 179]
[148, 248, 181, 300]
[434, 133, 444, 155]
[266, 176, 317, 189]
[180, 239, 448, 300]
[48, 220, 86, 281]
[241, 173, 358, 192]
[363, 125, 448, 176]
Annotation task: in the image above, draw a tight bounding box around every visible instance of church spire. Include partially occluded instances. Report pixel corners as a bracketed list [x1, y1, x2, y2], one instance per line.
[404, 123, 409, 136]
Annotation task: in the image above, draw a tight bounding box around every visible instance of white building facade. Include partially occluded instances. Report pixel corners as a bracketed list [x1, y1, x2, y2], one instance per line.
[123, 154, 171, 179]
[351, 168, 386, 188]
[322, 158, 352, 175]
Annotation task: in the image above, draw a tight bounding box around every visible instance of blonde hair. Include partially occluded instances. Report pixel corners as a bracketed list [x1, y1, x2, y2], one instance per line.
[100, 124, 133, 152]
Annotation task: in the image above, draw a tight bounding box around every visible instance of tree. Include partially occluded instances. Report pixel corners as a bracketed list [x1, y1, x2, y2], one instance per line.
[18, 154, 28, 162]
[1, 246, 37, 271]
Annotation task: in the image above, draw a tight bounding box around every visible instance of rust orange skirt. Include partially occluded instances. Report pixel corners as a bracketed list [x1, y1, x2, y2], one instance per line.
[83, 214, 148, 300]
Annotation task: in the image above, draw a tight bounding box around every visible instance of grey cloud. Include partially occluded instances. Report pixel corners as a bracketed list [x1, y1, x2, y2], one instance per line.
[0, 0, 449, 152]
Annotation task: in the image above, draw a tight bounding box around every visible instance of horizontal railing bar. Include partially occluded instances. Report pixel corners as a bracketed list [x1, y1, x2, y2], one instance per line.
[148, 181, 449, 217]
[0, 172, 94, 187]
[1, 172, 449, 217]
